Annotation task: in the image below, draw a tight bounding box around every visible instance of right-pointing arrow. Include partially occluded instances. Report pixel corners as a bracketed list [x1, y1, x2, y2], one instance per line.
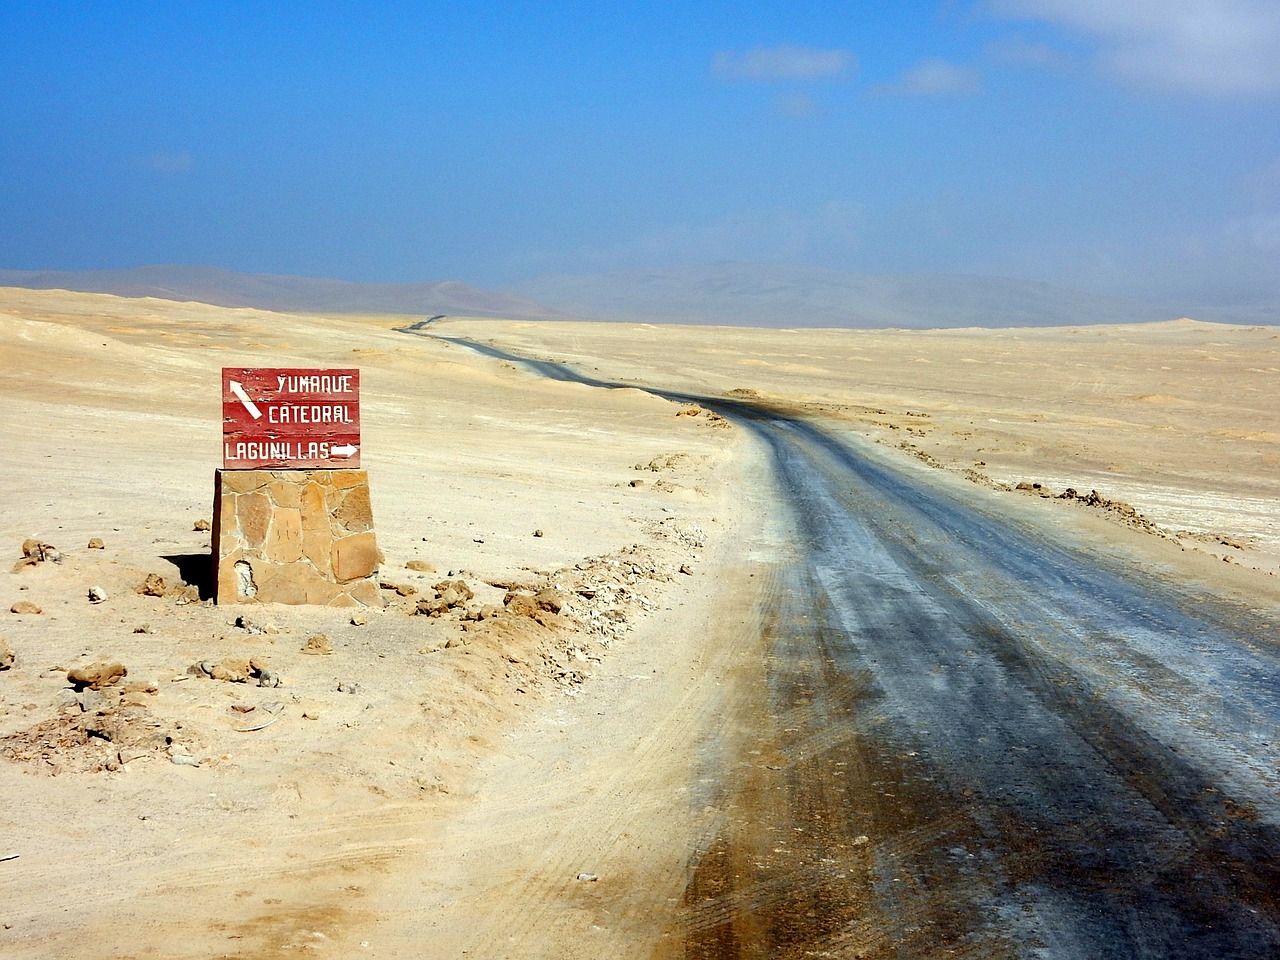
[331, 443, 358, 457]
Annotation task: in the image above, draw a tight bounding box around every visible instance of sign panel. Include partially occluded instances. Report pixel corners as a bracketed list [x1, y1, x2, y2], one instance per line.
[222, 368, 360, 469]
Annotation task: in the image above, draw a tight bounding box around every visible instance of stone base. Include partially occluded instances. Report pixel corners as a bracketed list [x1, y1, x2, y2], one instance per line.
[212, 469, 384, 607]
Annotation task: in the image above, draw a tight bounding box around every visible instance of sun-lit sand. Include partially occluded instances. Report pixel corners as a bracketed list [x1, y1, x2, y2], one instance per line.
[1, 288, 1276, 957]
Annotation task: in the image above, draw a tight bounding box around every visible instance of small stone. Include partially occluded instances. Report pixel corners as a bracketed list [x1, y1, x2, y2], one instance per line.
[533, 529, 544, 538]
[193, 519, 212, 532]
[337, 681, 359, 694]
[87, 537, 105, 550]
[679, 564, 694, 576]
[67, 661, 127, 691]
[133, 623, 151, 634]
[9, 601, 41, 615]
[171, 754, 200, 766]
[405, 560, 436, 573]
[350, 614, 367, 626]
[300, 633, 333, 656]
[302, 711, 320, 720]
[0, 638, 14, 670]
[88, 585, 108, 603]
[576, 873, 599, 882]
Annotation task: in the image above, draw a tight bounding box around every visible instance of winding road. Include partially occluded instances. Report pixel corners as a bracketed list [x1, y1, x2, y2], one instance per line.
[415, 333, 1280, 958]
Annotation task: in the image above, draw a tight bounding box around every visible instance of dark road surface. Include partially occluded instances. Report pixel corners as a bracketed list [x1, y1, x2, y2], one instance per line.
[414, 333, 1280, 958]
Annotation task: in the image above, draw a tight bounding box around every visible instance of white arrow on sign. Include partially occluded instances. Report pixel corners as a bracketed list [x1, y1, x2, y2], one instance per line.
[229, 381, 262, 420]
[331, 443, 358, 457]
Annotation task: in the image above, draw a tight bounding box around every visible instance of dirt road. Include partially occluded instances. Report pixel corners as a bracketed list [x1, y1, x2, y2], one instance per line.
[440, 336, 1280, 958]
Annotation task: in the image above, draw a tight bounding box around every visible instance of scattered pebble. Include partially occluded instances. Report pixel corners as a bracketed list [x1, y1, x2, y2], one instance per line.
[87, 537, 105, 550]
[193, 519, 212, 532]
[576, 873, 599, 882]
[88, 585, 108, 603]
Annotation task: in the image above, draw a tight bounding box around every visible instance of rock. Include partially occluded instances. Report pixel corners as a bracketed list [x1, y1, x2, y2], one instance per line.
[87, 537, 105, 550]
[193, 519, 212, 532]
[405, 559, 436, 573]
[300, 633, 334, 656]
[415, 580, 474, 617]
[10, 601, 42, 615]
[337, 680, 359, 694]
[679, 564, 694, 576]
[209, 659, 251, 683]
[378, 580, 417, 597]
[350, 614, 367, 626]
[503, 592, 539, 618]
[534, 588, 566, 613]
[0, 638, 14, 670]
[67, 661, 127, 691]
[88, 585, 108, 603]
[136, 574, 166, 597]
[20, 539, 60, 562]
[171, 754, 200, 766]
[533, 529, 544, 538]
[434, 579, 474, 605]
[78, 688, 114, 714]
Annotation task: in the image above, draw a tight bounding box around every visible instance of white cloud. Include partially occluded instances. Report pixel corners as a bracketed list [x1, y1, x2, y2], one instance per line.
[988, 0, 1280, 95]
[869, 59, 981, 97]
[712, 44, 856, 82]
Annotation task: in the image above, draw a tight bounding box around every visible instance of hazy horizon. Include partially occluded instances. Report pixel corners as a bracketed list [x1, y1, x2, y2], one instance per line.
[2, 3, 1278, 312]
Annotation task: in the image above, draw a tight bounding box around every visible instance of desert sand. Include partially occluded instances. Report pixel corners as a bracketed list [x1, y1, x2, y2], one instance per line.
[0, 288, 1276, 958]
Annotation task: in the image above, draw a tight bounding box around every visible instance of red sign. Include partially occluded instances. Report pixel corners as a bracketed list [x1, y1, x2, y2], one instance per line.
[222, 368, 360, 469]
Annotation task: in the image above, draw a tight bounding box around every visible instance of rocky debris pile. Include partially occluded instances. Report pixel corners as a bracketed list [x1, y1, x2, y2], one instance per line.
[1, 675, 175, 774]
[13, 538, 61, 572]
[414, 579, 476, 617]
[188, 657, 281, 686]
[634, 453, 690, 473]
[1012, 482, 1166, 536]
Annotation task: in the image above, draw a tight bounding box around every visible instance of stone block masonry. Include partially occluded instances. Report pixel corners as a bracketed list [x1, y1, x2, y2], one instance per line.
[212, 469, 384, 606]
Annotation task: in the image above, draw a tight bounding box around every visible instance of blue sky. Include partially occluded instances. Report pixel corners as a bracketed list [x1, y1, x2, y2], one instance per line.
[2, 1, 1278, 306]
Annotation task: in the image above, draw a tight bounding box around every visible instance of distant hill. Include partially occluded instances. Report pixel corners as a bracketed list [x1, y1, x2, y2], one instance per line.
[0, 264, 565, 320]
[508, 263, 1192, 328]
[3, 262, 1271, 328]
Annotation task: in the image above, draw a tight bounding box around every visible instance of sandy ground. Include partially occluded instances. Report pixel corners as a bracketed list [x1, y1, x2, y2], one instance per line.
[445, 317, 1280, 583]
[1, 289, 1276, 957]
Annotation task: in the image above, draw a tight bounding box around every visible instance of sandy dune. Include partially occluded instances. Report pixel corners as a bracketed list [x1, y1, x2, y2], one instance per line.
[0, 288, 1276, 957]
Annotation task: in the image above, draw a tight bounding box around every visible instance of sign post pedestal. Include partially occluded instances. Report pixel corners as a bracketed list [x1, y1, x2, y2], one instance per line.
[211, 369, 382, 606]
